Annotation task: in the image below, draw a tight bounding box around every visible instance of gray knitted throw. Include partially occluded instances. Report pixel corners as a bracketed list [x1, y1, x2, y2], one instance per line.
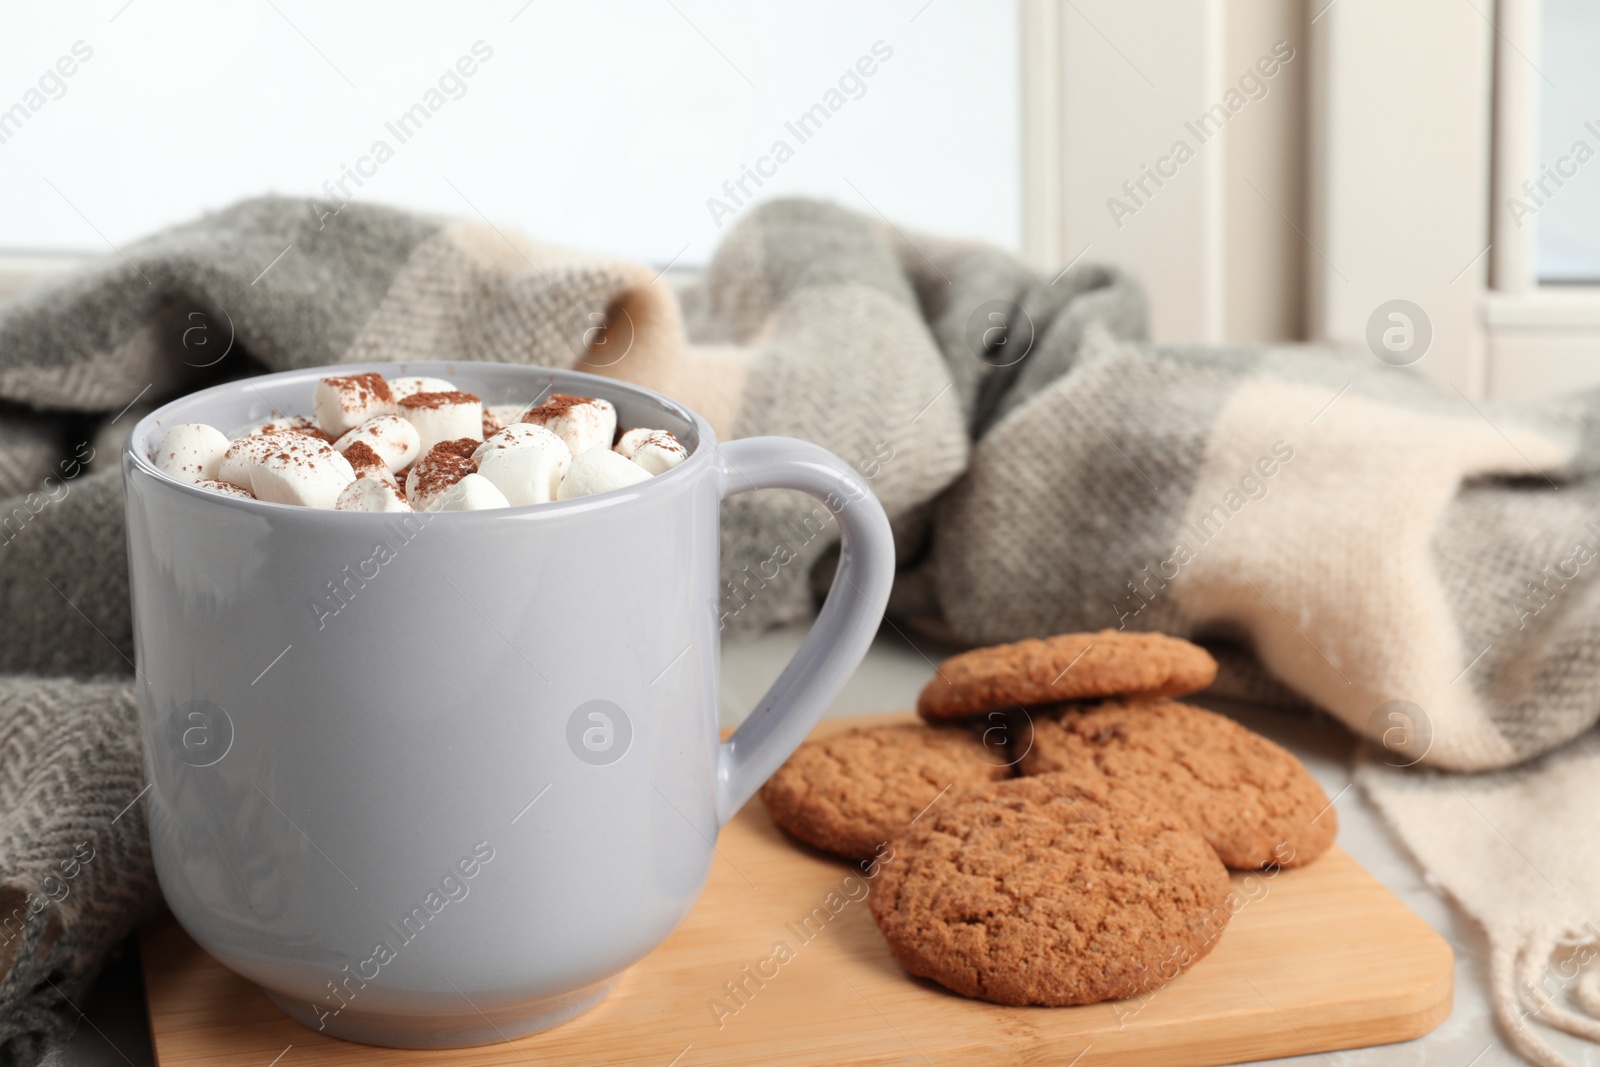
[3, 197, 1600, 1064]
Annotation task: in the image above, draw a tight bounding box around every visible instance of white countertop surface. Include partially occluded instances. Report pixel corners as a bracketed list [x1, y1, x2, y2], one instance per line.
[67, 622, 1563, 1066]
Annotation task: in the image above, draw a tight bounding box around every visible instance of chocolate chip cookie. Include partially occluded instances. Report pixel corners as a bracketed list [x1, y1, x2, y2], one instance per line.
[1019, 698, 1335, 868]
[758, 722, 1012, 861]
[869, 773, 1231, 1006]
[917, 630, 1217, 722]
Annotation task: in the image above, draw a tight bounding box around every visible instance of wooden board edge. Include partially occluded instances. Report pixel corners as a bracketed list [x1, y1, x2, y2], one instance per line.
[1284, 940, 1455, 1057]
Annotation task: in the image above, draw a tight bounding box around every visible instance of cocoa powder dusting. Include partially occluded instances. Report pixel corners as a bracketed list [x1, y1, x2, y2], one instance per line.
[257, 433, 338, 470]
[342, 441, 385, 475]
[413, 453, 475, 498]
[432, 438, 480, 461]
[518, 393, 592, 422]
[399, 390, 481, 410]
[326, 373, 393, 409]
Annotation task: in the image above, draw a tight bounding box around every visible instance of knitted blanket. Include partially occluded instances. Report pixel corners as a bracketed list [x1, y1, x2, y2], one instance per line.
[2, 196, 1598, 1065]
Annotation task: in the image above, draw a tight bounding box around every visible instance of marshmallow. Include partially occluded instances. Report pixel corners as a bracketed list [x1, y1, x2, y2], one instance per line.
[313, 373, 397, 437]
[621, 430, 687, 475]
[518, 394, 616, 456]
[470, 424, 563, 461]
[474, 425, 572, 506]
[557, 447, 652, 500]
[334, 415, 420, 473]
[339, 441, 400, 489]
[336, 476, 412, 512]
[613, 428, 652, 459]
[206, 386, 668, 512]
[218, 433, 289, 490]
[228, 414, 325, 441]
[398, 391, 484, 455]
[153, 423, 231, 484]
[427, 473, 510, 511]
[195, 478, 256, 500]
[405, 440, 481, 510]
[388, 376, 457, 401]
[247, 434, 357, 508]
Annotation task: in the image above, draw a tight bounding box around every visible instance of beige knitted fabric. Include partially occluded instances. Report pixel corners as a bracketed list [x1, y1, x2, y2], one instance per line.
[1361, 736, 1600, 1067]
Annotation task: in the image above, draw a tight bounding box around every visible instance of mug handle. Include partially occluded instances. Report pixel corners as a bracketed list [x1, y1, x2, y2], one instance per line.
[712, 436, 896, 826]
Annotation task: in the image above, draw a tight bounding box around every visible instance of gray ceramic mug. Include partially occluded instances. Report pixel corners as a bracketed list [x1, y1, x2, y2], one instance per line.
[122, 362, 894, 1048]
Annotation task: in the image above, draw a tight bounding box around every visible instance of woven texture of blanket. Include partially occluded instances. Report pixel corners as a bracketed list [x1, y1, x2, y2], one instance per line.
[2, 196, 1600, 1064]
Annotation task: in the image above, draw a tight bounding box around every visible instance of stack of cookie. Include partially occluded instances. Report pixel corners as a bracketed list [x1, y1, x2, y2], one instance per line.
[758, 630, 1336, 1008]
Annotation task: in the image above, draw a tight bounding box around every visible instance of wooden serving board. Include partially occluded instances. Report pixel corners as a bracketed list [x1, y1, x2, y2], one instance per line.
[143, 714, 1452, 1067]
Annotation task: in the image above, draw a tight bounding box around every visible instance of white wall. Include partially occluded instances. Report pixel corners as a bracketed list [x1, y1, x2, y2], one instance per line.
[0, 1, 1019, 267]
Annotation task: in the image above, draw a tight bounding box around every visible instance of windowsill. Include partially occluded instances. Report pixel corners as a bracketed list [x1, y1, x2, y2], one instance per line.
[0, 251, 87, 304]
[1483, 286, 1600, 326]
[1481, 287, 1600, 400]
[0, 252, 697, 307]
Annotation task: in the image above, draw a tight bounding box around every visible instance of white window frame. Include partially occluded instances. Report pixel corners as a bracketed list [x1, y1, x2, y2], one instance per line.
[1019, 0, 1316, 347]
[1305, 0, 1496, 397]
[1481, 0, 1600, 400]
[1304, 0, 1600, 402]
[1019, 0, 1600, 402]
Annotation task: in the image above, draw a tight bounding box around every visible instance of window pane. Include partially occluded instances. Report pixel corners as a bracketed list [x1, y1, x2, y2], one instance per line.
[0, 1, 1019, 266]
[1538, 0, 1600, 283]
